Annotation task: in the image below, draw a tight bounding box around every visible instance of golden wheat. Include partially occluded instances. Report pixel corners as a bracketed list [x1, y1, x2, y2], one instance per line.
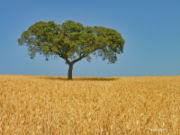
[0, 75, 180, 135]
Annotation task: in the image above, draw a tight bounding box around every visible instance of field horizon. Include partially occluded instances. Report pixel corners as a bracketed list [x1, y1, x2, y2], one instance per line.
[1, 74, 180, 79]
[0, 75, 180, 134]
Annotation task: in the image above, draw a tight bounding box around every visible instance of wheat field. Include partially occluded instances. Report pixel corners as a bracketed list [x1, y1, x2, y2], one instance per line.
[0, 75, 180, 135]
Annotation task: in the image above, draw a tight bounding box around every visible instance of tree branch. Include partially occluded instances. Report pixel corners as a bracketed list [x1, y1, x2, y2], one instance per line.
[72, 54, 87, 64]
[58, 53, 70, 64]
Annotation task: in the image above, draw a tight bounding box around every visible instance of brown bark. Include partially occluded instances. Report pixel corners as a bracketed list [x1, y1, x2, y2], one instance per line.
[68, 63, 73, 80]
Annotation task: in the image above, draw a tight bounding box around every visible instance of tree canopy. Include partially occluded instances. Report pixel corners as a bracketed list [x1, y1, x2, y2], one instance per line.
[18, 20, 125, 79]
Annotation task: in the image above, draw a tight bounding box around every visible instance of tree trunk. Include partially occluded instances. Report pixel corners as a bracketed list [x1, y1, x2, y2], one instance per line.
[68, 63, 73, 80]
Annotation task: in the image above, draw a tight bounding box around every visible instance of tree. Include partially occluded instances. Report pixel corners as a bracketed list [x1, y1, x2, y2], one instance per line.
[18, 20, 125, 80]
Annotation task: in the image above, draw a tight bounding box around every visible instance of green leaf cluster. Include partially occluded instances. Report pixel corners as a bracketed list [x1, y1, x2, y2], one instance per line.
[18, 20, 125, 64]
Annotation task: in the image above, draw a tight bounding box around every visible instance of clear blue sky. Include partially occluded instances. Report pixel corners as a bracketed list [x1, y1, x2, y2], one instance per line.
[0, 0, 179, 77]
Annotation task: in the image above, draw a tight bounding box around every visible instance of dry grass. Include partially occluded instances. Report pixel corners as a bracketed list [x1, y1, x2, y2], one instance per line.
[0, 75, 180, 135]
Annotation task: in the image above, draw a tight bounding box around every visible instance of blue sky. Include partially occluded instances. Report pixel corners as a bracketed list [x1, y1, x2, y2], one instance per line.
[0, 0, 179, 77]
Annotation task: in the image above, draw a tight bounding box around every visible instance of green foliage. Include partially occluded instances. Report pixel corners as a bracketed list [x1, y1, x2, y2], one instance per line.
[18, 20, 125, 64]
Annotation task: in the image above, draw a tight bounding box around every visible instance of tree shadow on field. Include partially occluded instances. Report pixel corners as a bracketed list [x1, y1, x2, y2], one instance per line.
[42, 76, 118, 81]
